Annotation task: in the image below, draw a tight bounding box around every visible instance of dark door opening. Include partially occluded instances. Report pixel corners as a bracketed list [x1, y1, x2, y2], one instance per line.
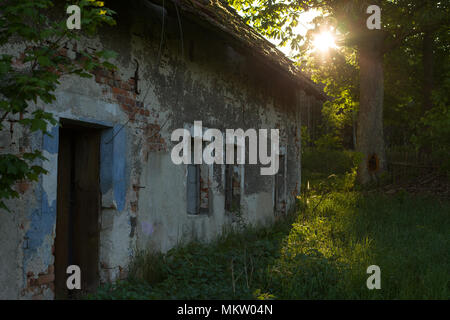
[55, 123, 101, 299]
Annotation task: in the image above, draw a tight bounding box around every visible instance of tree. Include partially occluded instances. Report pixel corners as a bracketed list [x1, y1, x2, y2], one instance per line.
[228, 0, 449, 183]
[0, 0, 116, 211]
[383, 14, 449, 148]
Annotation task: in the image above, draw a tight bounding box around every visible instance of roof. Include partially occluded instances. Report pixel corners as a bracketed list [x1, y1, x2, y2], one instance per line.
[148, 0, 327, 101]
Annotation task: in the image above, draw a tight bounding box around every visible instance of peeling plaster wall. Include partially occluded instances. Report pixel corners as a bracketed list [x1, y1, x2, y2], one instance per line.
[0, 0, 322, 299]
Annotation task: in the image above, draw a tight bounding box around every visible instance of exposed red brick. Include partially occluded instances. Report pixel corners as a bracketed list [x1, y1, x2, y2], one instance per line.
[16, 181, 31, 194]
[95, 74, 104, 84]
[120, 104, 133, 114]
[105, 78, 116, 87]
[120, 81, 132, 92]
[112, 87, 128, 96]
[37, 273, 54, 285]
[116, 95, 135, 107]
[28, 277, 38, 287]
[95, 68, 110, 79]
[25, 263, 56, 295]
[93, 66, 153, 124]
[112, 71, 121, 81]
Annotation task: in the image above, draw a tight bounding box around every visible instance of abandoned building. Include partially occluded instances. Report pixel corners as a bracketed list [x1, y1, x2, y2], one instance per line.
[0, 0, 326, 299]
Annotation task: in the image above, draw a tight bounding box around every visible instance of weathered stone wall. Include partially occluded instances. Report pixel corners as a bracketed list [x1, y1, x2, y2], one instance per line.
[0, 0, 322, 299]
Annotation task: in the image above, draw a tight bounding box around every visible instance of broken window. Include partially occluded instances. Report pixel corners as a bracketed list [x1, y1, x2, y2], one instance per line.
[187, 139, 209, 215]
[225, 145, 241, 214]
[225, 164, 241, 213]
[187, 163, 200, 214]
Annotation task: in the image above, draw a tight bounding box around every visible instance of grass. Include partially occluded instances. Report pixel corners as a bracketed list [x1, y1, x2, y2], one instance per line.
[89, 191, 449, 300]
[88, 150, 449, 300]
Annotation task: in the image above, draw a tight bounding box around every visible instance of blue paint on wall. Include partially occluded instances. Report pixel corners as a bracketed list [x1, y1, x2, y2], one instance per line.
[24, 128, 59, 272]
[100, 128, 114, 194]
[43, 125, 59, 154]
[112, 125, 127, 212]
[24, 119, 129, 279]
[100, 125, 128, 212]
[26, 193, 57, 261]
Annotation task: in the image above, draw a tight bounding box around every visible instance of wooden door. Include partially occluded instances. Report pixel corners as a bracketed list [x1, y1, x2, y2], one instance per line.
[55, 127, 101, 298]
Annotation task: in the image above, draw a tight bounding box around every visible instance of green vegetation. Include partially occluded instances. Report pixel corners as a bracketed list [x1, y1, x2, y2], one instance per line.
[228, 0, 450, 184]
[89, 150, 449, 300]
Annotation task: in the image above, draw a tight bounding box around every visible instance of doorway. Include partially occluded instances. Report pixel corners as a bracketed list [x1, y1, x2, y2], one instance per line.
[54, 121, 101, 299]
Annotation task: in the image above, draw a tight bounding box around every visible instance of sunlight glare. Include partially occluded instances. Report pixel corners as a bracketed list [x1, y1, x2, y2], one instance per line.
[313, 31, 337, 52]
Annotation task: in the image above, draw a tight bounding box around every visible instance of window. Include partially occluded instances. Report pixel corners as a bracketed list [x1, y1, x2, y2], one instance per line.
[225, 145, 241, 214]
[225, 164, 241, 213]
[187, 139, 209, 215]
[187, 163, 200, 214]
[274, 153, 286, 213]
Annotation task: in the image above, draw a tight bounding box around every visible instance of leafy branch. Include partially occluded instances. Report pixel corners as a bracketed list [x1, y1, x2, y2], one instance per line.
[0, 0, 117, 211]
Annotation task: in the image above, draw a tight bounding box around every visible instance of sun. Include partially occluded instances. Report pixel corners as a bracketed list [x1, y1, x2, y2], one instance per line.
[312, 31, 337, 52]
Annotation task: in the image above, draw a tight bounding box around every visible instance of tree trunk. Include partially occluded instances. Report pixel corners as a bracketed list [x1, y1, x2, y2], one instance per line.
[422, 31, 434, 113]
[419, 31, 434, 156]
[356, 33, 386, 184]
